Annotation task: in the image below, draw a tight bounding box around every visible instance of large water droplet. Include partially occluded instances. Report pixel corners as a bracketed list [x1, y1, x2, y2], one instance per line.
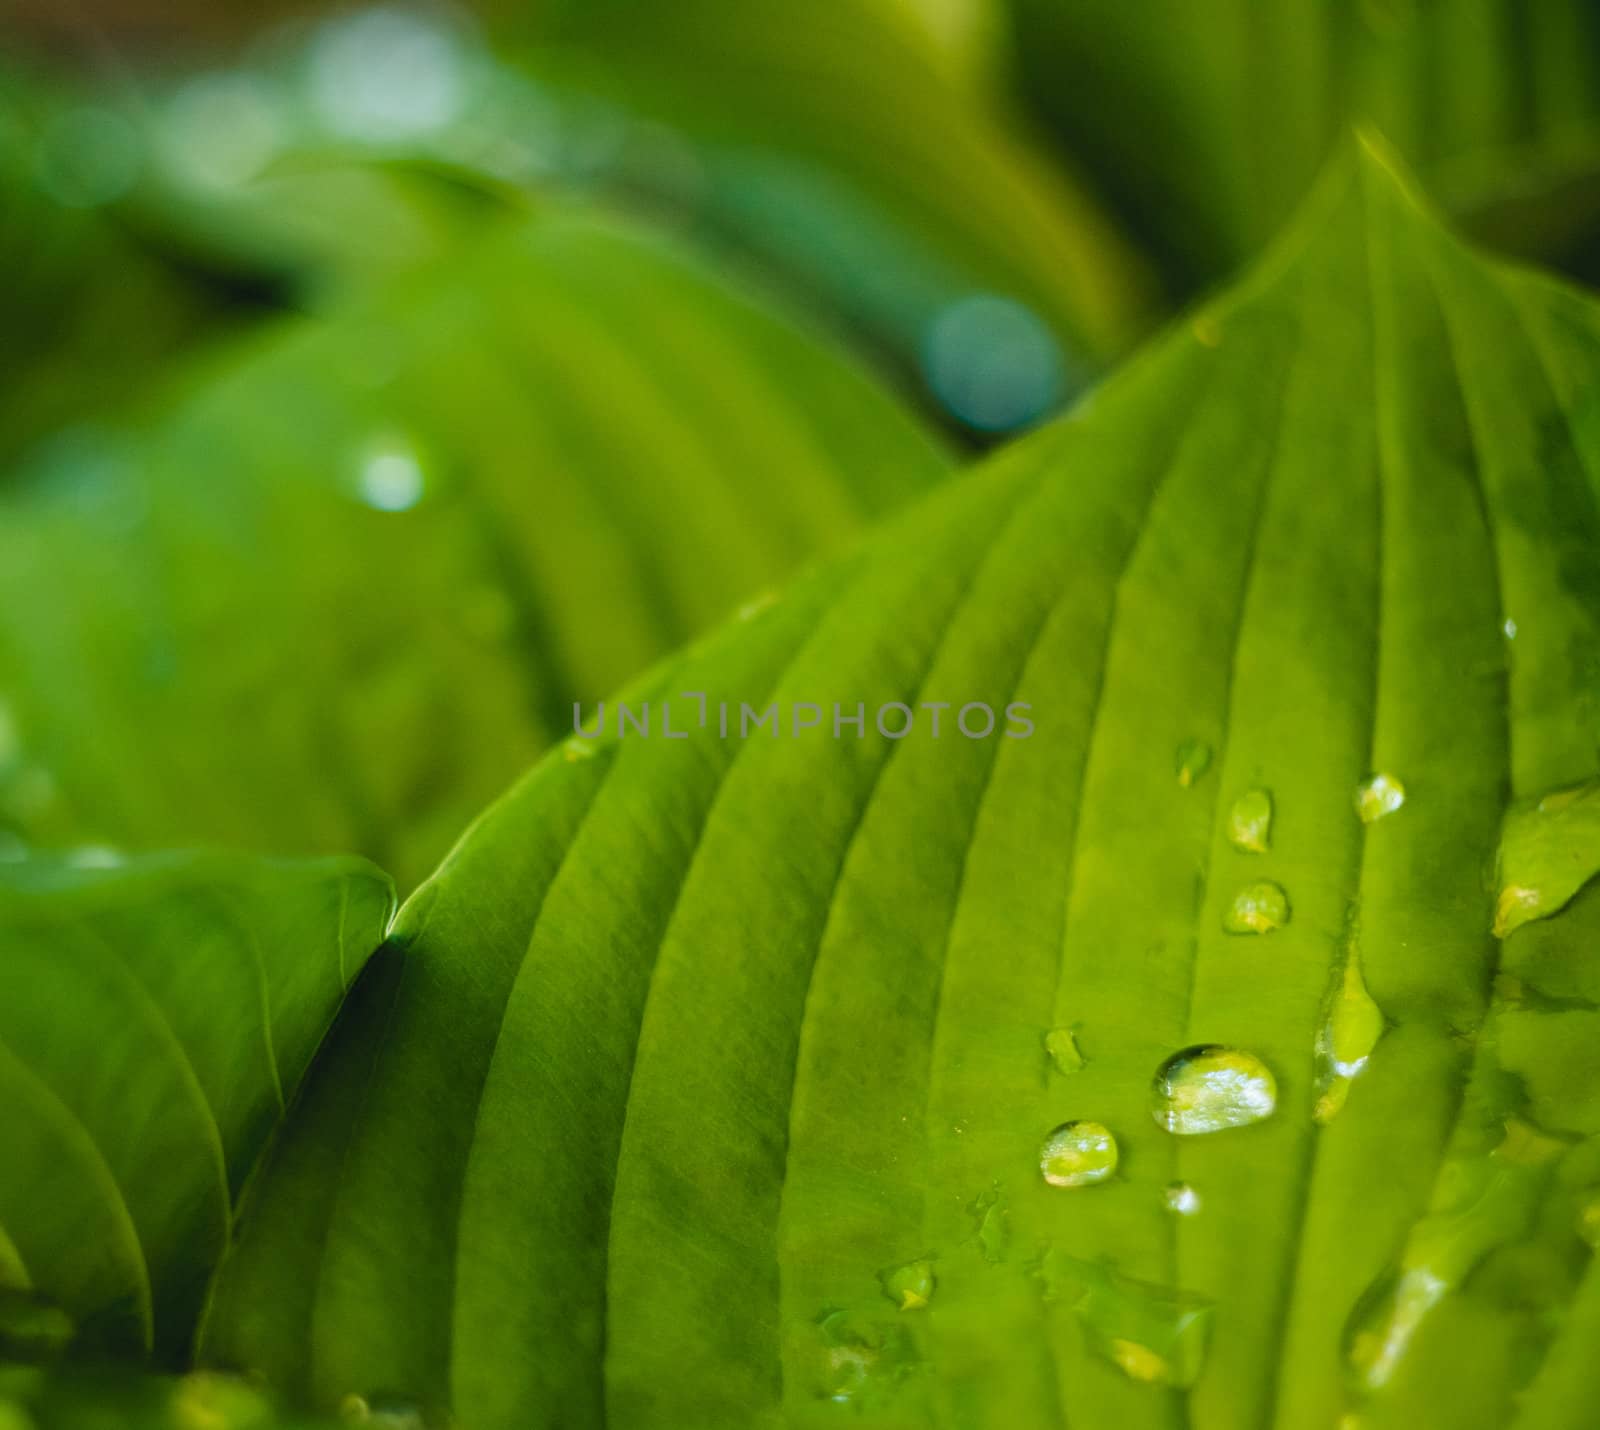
[1223, 880, 1290, 934]
[1347, 1118, 1565, 1389]
[1164, 1181, 1202, 1216]
[1040, 1121, 1118, 1187]
[1036, 1251, 1212, 1388]
[1493, 778, 1600, 938]
[1044, 1026, 1085, 1075]
[1152, 1045, 1276, 1135]
[1354, 772, 1406, 823]
[1228, 788, 1273, 852]
[1314, 940, 1385, 1124]
[1174, 739, 1213, 787]
[878, 1257, 935, 1311]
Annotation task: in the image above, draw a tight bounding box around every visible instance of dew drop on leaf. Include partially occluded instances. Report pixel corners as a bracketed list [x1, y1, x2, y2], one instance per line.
[1227, 788, 1273, 853]
[1035, 1250, 1212, 1388]
[1492, 778, 1600, 938]
[1174, 739, 1213, 787]
[1354, 772, 1406, 823]
[1223, 880, 1290, 934]
[1164, 1181, 1201, 1216]
[1346, 1118, 1565, 1390]
[813, 1307, 921, 1407]
[1044, 1026, 1085, 1075]
[1152, 1045, 1277, 1135]
[877, 1257, 936, 1311]
[1313, 939, 1385, 1124]
[1039, 1120, 1119, 1187]
[351, 432, 428, 512]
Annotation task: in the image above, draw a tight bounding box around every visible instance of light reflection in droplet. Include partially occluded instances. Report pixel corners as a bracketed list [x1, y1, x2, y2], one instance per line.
[353, 433, 428, 512]
[163, 72, 288, 190]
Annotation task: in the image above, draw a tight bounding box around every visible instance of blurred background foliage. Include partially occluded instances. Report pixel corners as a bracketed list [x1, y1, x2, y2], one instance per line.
[2, 0, 1599, 878]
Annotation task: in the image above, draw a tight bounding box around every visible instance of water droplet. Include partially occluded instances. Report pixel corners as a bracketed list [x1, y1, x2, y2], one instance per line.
[968, 1184, 1009, 1263]
[1503, 617, 1518, 640]
[352, 432, 428, 512]
[310, 8, 469, 144]
[1164, 1181, 1201, 1216]
[1223, 880, 1290, 934]
[36, 107, 141, 208]
[1579, 1196, 1600, 1249]
[1152, 1045, 1277, 1135]
[878, 1257, 935, 1311]
[1035, 1251, 1212, 1388]
[1044, 1026, 1085, 1075]
[814, 1307, 920, 1407]
[1493, 778, 1600, 938]
[1227, 788, 1273, 852]
[1313, 940, 1385, 1124]
[1354, 772, 1406, 823]
[1039, 1120, 1118, 1187]
[1174, 739, 1213, 787]
[922, 294, 1067, 433]
[162, 73, 287, 189]
[1347, 1118, 1565, 1389]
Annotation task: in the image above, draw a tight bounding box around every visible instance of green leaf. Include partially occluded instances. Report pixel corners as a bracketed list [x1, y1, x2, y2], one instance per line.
[201, 144, 1600, 1425]
[0, 852, 393, 1364]
[1009, 0, 1600, 290]
[0, 206, 950, 890]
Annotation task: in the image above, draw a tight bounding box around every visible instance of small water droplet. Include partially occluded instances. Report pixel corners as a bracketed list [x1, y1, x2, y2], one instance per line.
[1035, 1251, 1212, 1388]
[1175, 739, 1213, 787]
[1044, 1026, 1085, 1074]
[1227, 788, 1273, 852]
[968, 1184, 1009, 1263]
[562, 739, 598, 763]
[1313, 940, 1385, 1124]
[352, 432, 428, 512]
[1040, 1120, 1118, 1187]
[1223, 880, 1290, 934]
[1152, 1045, 1277, 1135]
[1493, 778, 1600, 938]
[921, 294, 1067, 433]
[1503, 617, 1518, 640]
[878, 1257, 935, 1311]
[1164, 1181, 1201, 1216]
[1354, 772, 1406, 823]
[814, 1307, 921, 1407]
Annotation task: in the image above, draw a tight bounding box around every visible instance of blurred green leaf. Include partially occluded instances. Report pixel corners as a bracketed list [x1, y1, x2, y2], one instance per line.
[198, 147, 1600, 1425]
[0, 852, 392, 1364]
[0, 206, 950, 889]
[1008, 0, 1600, 292]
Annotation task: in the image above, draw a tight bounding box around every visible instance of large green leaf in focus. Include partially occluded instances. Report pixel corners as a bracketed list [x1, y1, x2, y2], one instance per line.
[1008, 0, 1600, 293]
[0, 207, 950, 890]
[0, 853, 393, 1365]
[200, 145, 1600, 1426]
